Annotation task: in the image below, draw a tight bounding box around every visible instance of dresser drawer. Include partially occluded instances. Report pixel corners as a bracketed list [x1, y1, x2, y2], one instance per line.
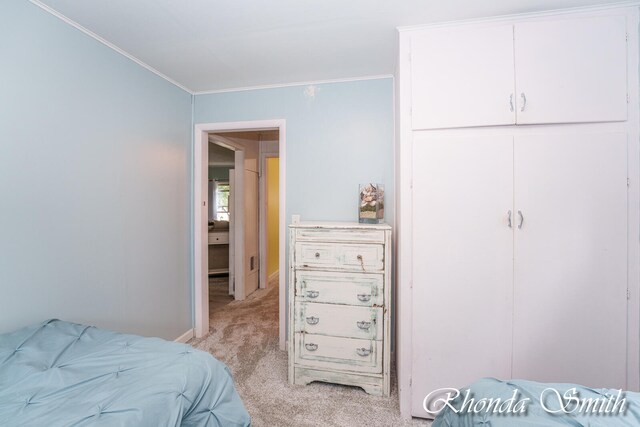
[295, 271, 383, 307]
[295, 302, 383, 340]
[294, 333, 382, 374]
[208, 232, 229, 245]
[296, 227, 385, 243]
[295, 242, 384, 271]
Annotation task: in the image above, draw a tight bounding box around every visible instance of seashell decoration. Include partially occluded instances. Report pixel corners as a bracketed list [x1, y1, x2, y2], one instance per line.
[359, 183, 384, 223]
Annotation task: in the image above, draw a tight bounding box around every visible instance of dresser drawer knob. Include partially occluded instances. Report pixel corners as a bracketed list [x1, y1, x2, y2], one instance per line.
[315, 252, 320, 258]
[306, 290, 319, 299]
[356, 347, 371, 357]
[306, 316, 319, 325]
[357, 321, 371, 330]
[357, 294, 371, 302]
[305, 343, 318, 352]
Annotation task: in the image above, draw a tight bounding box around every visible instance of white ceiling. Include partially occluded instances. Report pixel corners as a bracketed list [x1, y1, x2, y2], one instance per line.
[208, 141, 235, 165]
[37, 0, 620, 93]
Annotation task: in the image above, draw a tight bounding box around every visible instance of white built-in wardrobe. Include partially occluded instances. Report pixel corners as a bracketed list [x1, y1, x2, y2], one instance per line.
[396, 5, 640, 419]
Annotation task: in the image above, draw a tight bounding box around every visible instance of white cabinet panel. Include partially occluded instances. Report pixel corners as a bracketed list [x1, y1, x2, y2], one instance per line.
[513, 132, 628, 388]
[411, 24, 516, 130]
[410, 134, 514, 418]
[514, 15, 627, 124]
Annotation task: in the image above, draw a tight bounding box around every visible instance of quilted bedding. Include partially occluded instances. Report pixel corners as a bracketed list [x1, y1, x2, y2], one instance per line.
[432, 377, 640, 427]
[0, 319, 250, 427]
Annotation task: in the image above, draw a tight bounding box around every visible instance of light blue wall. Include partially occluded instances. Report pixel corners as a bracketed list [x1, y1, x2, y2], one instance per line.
[0, 0, 193, 339]
[194, 78, 395, 337]
[195, 79, 394, 226]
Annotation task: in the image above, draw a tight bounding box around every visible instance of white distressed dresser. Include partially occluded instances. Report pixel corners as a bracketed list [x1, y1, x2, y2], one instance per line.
[288, 221, 392, 396]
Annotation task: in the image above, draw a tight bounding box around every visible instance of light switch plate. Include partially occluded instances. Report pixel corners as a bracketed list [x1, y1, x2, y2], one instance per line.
[292, 214, 301, 224]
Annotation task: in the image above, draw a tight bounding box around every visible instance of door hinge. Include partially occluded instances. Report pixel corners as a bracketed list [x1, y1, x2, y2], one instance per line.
[627, 289, 631, 300]
[409, 377, 412, 386]
[626, 33, 628, 42]
[409, 280, 413, 289]
[627, 94, 630, 104]
[203, 201, 206, 206]
[628, 178, 631, 188]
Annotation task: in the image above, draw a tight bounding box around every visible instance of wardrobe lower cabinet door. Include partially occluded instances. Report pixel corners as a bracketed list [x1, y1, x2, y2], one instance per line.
[410, 133, 515, 418]
[512, 132, 628, 389]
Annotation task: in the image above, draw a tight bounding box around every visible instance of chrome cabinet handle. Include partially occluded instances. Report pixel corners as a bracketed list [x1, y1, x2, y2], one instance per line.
[306, 316, 319, 325]
[520, 93, 527, 112]
[518, 210, 524, 229]
[356, 348, 371, 357]
[507, 210, 512, 228]
[357, 321, 372, 330]
[305, 343, 318, 352]
[306, 290, 319, 298]
[509, 94, 514, 112]
[357, 294, 371, 302]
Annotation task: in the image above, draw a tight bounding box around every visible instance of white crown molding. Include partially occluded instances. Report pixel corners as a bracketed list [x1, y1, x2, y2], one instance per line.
[27, 0, 394, 97]
[398, 1, 640, 32]
[28, 0, 194, 94]
[193, 74, 395, 96]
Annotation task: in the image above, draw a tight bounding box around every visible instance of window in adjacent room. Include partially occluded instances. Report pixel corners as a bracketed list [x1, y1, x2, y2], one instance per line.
[214, 182, 230, 221]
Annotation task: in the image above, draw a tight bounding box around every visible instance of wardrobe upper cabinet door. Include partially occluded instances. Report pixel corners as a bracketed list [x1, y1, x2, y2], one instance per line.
[410, 25, 516, 130]
[514, 15, 627, 124]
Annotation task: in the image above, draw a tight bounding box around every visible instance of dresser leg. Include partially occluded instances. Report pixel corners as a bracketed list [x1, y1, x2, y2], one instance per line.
[360, 383, 383, 396]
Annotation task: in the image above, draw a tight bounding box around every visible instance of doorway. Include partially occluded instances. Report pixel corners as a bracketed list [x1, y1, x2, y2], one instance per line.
[207, 141, 234, 311]
[208, 131, 268, 304]
[194, 120, 287, 351]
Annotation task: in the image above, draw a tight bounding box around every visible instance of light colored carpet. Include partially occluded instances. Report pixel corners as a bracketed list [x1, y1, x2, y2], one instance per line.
[209, 275, 233, 312]
[189, 284, 431, 427]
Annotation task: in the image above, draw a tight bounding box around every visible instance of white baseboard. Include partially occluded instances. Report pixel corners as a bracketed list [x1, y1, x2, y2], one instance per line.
[174, 328, 195, 343]
[268, 270, 279, 285]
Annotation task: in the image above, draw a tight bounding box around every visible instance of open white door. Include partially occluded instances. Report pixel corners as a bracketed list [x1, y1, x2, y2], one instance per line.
[228, 169, 235, 296]
[244, 169, 260, 297]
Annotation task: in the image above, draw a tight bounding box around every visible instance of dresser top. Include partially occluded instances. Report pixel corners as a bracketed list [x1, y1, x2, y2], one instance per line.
[289, 221, 391, 230]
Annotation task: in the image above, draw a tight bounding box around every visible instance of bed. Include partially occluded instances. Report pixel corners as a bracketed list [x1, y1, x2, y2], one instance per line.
[0, 319, 250, 426]
[432, 377, 640, 427]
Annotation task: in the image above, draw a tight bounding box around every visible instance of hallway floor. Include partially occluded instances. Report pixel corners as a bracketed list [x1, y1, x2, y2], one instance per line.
[209, 275, 233, 313]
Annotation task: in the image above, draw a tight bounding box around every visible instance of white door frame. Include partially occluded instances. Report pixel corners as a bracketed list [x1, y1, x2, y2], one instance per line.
[259, 145, 280, 290]
[194, 120, 287, 351]
[228, 168, 235, 296]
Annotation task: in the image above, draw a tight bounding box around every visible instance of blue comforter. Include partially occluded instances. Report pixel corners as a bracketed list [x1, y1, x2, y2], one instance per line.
[0, 319, 250, 426]
[433, 378, 640, 427]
